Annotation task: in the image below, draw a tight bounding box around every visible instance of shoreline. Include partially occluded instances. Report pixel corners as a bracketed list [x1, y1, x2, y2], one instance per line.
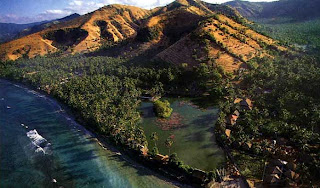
[0, 79, 192, 188]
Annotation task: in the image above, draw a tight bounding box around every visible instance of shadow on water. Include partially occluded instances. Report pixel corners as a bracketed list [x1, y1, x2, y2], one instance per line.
[107, 153, 192, 187]
[67, 149, 99, 164]
[200, 143, 214, 149]
[206, 151, 223, 158]
[54, 140, 96, 150]
[191, 113, 216, 128]
[139, 105, 155, 118]
[185, 130, 206, 142]
[190, 97, 219, 109]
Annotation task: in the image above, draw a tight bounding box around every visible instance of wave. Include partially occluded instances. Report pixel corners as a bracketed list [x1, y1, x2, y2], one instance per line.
[4, 79, 95, 140]
[26, 129, 51, 155]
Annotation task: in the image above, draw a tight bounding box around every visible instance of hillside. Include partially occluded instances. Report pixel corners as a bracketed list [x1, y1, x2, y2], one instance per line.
[156, 13, 285, 72]
[0, 22, 42, 43]
[223, 1, 265, 18]
[0, 14, 80, 44]
[0, 5, 151, 61]
[225, 0, 320, 22]
[224, 0, 320, 51]
[0, 0, 286, 73]
[15, 13, 81, 39]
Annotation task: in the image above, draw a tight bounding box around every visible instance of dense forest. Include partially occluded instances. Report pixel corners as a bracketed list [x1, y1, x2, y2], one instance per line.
[249, 18, 320, 52]
[215, 55, 320, 186]
[0, 55, 226, 170]
[0, 42, 319, 186]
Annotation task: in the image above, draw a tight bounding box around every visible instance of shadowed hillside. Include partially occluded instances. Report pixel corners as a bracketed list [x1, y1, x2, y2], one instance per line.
[16, 13, 81, 39]
[225, 0, 320, 22]
[0, 22, 42, 43]
[0, 14, 80, 44]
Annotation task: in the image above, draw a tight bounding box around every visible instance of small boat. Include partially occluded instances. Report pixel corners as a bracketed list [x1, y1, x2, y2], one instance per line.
[1, 98, 4, 100]
[25, 126, 29, 129]
[21, 124, 25, 127]
[52, 179, 57, 183]
[6, 106, 11, 109]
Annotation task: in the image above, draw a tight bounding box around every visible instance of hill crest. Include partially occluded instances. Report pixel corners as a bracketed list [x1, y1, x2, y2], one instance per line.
[0, 0, 286, 73]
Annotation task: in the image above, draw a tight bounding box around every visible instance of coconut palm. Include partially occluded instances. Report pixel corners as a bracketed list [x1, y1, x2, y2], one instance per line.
[165, 137, 173, 155]
[150, 132, 158, 147]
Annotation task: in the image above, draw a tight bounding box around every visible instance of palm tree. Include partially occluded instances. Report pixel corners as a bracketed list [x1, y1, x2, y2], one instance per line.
[165, 137, 173, 155]
[150, 132, 158, 147]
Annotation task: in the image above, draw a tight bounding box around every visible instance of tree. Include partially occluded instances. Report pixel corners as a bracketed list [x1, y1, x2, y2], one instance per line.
[169, 153, 179, 165]
[165, 137, 174, 155]
[153, 100, 173, 118]
[151, 147, 159, 156]
[150, 132, 159, 147]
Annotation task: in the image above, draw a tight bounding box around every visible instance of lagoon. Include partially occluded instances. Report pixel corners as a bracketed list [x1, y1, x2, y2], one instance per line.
[139, 99, 225, 171]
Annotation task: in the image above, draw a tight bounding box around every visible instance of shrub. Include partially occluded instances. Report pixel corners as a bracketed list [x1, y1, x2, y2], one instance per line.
[153, 99, 173, 118]
[136, 26, 161, 42]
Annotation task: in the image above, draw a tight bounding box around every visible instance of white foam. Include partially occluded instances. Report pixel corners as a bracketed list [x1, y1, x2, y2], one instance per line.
[27, 130, 47, 145]
[26, 129, 51, 155]
[35, 147, 45, 153]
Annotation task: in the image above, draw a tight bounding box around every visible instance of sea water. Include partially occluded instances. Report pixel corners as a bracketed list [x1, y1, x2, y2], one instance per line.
[0, 80, 181, 188]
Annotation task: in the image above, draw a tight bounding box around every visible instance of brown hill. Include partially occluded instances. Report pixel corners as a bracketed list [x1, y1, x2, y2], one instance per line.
[0, 4, 151, 60]
[0, 0, 286, 73]
[156, 14, 285, 72]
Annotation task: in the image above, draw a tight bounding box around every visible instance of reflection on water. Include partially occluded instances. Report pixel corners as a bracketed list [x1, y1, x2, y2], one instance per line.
[140, 99, 225, 171]
[0, 80, 180, 188]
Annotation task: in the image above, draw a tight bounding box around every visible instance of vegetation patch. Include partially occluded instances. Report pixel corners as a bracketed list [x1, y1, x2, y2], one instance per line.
[136, 26, 161, 42]
[43, 28, 88, 49]
[250, 18, 320, 50]
[153, 99, 173, 118]
[215, 54, 320, 186]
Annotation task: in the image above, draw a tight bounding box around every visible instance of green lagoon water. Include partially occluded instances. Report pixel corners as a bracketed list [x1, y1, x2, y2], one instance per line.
[0, 80, 181, 188]
[140, 99, 225, 171]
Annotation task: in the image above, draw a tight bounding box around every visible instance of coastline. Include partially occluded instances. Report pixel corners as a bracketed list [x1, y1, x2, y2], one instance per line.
[0, 79, 192, 188]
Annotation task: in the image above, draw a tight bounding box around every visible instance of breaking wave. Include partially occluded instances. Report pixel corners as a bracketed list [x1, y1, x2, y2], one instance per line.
[26, 129, 51, 155]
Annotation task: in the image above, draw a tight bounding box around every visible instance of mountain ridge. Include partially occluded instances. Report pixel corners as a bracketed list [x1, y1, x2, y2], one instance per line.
[225, 0, 320, 22]
[0, 14, 81, 44]
[0, 0, 286, 73]
[15, 13, 81, 39]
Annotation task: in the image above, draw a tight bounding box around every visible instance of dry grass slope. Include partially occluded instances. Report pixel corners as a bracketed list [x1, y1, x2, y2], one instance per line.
[0, 0, 286, 74]
[0, 5, 151, 60]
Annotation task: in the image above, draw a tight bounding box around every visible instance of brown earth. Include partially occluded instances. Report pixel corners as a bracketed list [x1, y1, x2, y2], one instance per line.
[156, 113, 184, 131]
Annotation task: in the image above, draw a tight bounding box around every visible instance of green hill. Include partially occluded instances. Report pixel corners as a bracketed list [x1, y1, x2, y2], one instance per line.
[225, 0, 320, 22]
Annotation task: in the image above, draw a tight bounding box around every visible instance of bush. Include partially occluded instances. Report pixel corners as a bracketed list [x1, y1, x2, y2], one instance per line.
[136, 26, 161, 42]
[153, 99, 173, 118]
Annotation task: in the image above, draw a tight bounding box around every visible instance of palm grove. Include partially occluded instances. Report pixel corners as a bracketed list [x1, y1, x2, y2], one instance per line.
[0, 46, 319, 186]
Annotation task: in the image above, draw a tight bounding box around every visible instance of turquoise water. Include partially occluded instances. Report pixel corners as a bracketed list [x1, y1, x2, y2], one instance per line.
[0, 80, 181, 188]
[140, 99, 225, 171]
